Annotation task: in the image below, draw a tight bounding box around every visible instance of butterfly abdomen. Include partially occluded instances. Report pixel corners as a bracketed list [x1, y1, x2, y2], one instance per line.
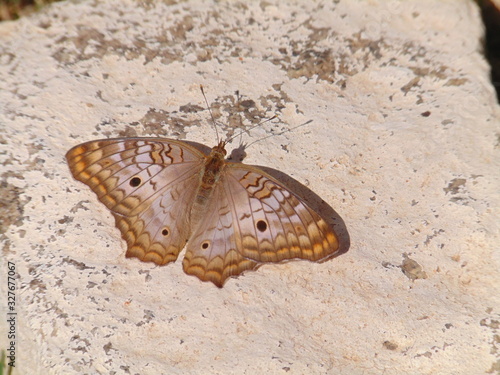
[190, 145, 227, 229]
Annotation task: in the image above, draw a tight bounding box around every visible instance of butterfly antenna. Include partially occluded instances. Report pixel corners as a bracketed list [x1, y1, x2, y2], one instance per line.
[245, 119, 314, 149]
[200, 85, 220, 143]
[226, 115, 279, 144]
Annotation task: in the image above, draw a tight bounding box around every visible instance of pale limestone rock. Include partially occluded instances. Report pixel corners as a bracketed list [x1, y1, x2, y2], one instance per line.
[0, 1, 498, 374]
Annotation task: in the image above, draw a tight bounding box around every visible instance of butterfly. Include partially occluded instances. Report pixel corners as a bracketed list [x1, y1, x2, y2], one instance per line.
[66, 134, 340, 287]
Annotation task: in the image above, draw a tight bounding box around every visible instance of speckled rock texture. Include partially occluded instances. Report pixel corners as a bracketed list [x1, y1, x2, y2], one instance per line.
[0, 1, 499, 374]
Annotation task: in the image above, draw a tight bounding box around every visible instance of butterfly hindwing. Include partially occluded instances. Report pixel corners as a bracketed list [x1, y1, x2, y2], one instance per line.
[182, 179, 259, 287]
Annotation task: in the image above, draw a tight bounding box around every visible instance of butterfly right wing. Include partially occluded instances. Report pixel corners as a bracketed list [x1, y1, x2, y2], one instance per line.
[225, 165, 339, 264]
[183, 162, 340, 287]
[66, 138, 205, 265]
[182, 182, 259, 287]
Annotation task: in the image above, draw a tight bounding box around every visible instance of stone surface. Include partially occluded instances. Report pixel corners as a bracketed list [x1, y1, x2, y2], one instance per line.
[0, 1, 499, 374]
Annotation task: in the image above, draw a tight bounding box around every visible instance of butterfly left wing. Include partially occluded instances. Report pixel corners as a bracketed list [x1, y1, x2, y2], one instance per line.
[66, 138, 205, 265]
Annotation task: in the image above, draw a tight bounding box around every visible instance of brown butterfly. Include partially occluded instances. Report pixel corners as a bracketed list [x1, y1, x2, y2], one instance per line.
[67, 107, 339, 287]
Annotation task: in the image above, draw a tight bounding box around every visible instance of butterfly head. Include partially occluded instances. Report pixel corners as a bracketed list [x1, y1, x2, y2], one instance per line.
[211, 141, 227, 157]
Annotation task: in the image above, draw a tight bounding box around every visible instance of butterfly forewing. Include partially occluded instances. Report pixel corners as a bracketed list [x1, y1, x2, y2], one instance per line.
[225, 166, 339, 264]
[66, 138, 206, 265]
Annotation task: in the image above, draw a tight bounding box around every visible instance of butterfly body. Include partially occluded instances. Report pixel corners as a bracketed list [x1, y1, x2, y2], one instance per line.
[66, 137, 339, 287]
[190, 141, 228, 227]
